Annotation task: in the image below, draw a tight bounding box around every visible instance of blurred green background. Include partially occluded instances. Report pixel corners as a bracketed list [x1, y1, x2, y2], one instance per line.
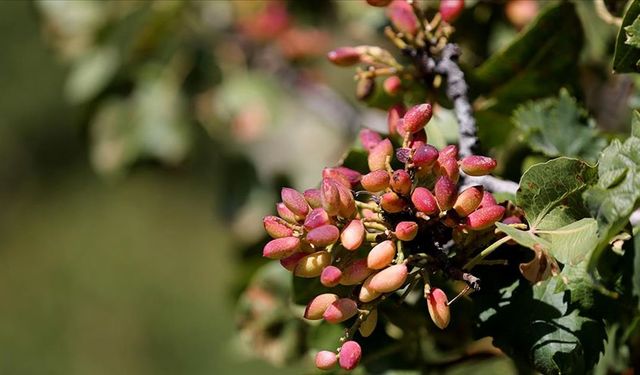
[0, 1, 358, 373]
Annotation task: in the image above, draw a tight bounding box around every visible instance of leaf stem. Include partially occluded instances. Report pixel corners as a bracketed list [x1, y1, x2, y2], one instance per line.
[463, 236, 511, 270]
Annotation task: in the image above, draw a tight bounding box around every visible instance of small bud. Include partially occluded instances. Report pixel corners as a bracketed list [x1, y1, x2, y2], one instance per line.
[304, 208, 331, 230]
[380, 191, 406, 213]
[383, 75, 402, 96]
[304, 188, 322, 208]
[280, 252, 306, 271]
[435, 175, 457, 212]
[366, 0, 393, 7]
[390, 169, 412, 196]
[453, 185, 484, 217]
[412, 144, 438, 167]
[402, 103, 433, 133]
[321, 266, 343, 287]
[427, 288, 451, 329]
[321, 178, 341, 216]
[361, 170, 390, 192]
[358, 309, 378, 337]
[304, 293, 339, 320]
[294, 250, 331, 277]
[466, 205, 505, 230]
[341, 259, 373, 285]
[360, 129, 382, 151]
[323, 298, 358, 323]
[367, 240, 396, 270]
[307, 225, 340, 247]
[478, 191, 497, 209]
[387, 104, 406, 136]
[460, 155, 497, 176]
[395, 221, 418, 241]
[359, 274, 381, 302]
[263, 237, 300, 259]
[315, 351, 338, 370]
[388, 0, 418, 35]
[369, 263, 408, 293]
[440, 0, 465, 23]
[411, 187, 438, 215]
[277, 202, 299, 223]
[356, 76, 376, 101]
[327, 47, 361, 66]
[368, 139, 393, 171]
[281, 188, 309, 217]
[263, 215, 294, 238]
[341, 219, 365, 251]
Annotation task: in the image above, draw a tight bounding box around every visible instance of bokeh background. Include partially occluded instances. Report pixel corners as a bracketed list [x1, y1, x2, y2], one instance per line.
[0, 0, 630, 374]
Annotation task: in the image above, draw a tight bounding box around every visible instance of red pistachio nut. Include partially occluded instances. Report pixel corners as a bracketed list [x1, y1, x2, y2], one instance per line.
[306, 224, 340, 247]
[440, 144, 459, 159]
[395, 221, 418, 241]
[322, 168, 351, 188]
[341, 219, 365, 251]
[369, 263, 408, 293]
[380, 191, 406, 213]
[390, 169, 412, 196]
[263, 215, 294, 238]
[359, 274, 382, 302]
[281, 187, 309, 217]
[276, 202, 299, 223]
[502, 215, 523, 225]
[411, 187, 438, 215]
[304, 293, 339, 320]
[321, 178, 341, 216]
[315, 350, 338, 370]
[323, 298, 358, 323]
[396, 147, 411, 164]
[356, 76, 376, 101]
[263, 237, 300, 259]
[412, 144, 439, 167]
[336, 183, 356, 218]
[327, 46, 361, 66]
[368, 138, 393, 171]
[435, 155, 460, 182]
[440, 0, 465, 23]
[360, 128, 382, 151]
[427, 287, 451, 329]
[383, 75, 402, 96]
[341, 259, 374, 285]
[361, 170, 390, 192]
[303, 188, 322, 209]
[339, 341, 362, 371]
[387, 0, 419, 35]
[358, 308, 378, 337]
[366, 0, 393, 6]
[402, 103, 433, 133]
[387, 104, 406, 136]
[478, 191, 497, 209]
[460, 155, 497, 176]
[335, 167, 362, 187]
[294, 250, 331, 277]
[304, 208, 331, 230]
[320, 266, 343, 287]
[280, 252, 306, 271]
[453, 185, 484, 217]
[435, 175, 457, 212]
[466, 205, 505, 230]
[367, 240, 396, 270]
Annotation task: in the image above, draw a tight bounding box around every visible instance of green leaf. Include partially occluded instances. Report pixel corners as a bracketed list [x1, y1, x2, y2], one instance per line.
[517, 158, 597, 230]
[471, 2, 583, 113]
[495, 222, 550, 250]
[632, 110, 640, 138]
[613, 0, 640, 73]
[545, 219, 598, 266]
[512, 89, 606, 162]
[625, 15, 640, 48]
[583, 135, 640, 269]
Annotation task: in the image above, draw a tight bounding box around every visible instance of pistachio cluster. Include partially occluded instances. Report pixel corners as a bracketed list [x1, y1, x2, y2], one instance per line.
[261, 99, 516, 371]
